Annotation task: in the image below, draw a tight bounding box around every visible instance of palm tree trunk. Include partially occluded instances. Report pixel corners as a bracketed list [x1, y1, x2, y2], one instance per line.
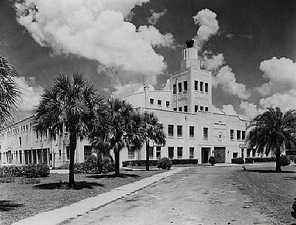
[145, 141, 150, 171]
[68, 130, 77, 188]
[275, 147, 281, 172]
[114, 149, 120, 176]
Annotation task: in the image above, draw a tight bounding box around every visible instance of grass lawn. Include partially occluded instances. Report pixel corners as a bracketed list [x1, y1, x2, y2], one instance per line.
[232, 163, 296, 224]
[0, 169, 163, 225]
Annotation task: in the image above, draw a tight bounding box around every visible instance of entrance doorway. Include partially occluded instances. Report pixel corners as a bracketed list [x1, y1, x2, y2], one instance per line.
[201, 147, 210, 163]
[214, 147, 226, 163]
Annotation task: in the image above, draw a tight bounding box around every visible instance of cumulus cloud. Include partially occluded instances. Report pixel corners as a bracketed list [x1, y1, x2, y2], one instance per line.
[202, 52, 224, 71]
[239, 101, 264, 120]
[221, 105, 237, 115]
[193, 9, 219, 49]
[112, 83, 155, 98]
[15, 0, 175, 95]
[257, 57, 296, 95]
[212, 65, 250, 99]
[147, 9, 167, 25]
[13, 76, 43, 111]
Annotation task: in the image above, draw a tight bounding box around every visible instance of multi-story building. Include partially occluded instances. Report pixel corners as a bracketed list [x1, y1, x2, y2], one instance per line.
[123, 40, 249, 163]
[0, 40, 250, 167]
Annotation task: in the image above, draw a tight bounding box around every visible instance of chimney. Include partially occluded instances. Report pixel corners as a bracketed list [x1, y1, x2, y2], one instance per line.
[180, 39, 200, 70]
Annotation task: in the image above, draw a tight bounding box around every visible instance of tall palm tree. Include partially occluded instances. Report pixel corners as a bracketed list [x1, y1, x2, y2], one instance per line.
[105, 98, 144, 176]
[34, 73, 105, 187]
[246, 107, 296, 172]
[0, 56, 20, 126]
[142, 112, 166, 171]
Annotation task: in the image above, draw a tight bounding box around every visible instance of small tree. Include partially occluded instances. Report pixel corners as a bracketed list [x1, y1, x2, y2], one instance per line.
[142, 112, 166, 171]
[246, 107, 296, 172]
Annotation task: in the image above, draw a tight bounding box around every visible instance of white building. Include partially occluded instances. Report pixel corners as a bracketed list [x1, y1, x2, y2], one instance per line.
[123, 41, 249, 164]
[0, 40, 250, 167]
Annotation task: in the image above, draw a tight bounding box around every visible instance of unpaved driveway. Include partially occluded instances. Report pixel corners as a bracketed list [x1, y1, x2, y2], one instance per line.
[62, 166, 278, 225]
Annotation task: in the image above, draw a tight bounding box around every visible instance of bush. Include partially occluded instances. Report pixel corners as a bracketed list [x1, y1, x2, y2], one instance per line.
[122, 159, 198, 167]
[0, 164, 50, 178]
[245, 157, 276, 163]
[157, 157, 172, 170]
[280, 155, 290, 167]
[209, 156, 216, 166]
[74, 155, 114, 174]
[99, 156, 115, 173]
[231, 157, 244, 164]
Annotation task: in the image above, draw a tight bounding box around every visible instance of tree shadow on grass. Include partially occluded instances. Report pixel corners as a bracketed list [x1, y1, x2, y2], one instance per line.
[243, 169, 296, 173]
[0, 200, 23, 211]
[34, 181, 104, 190]
[87, 173, 140, 179]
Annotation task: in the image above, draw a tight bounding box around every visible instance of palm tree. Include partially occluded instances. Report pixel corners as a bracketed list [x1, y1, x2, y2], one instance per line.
[142, 112, 166, 171]
[34, 73, 105, 187]
[0, 56, 20, 126]
[246, 107, 296, 172]
[104, 98, 144, 176]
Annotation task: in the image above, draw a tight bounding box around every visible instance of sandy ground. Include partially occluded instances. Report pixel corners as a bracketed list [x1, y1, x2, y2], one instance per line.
[61, 166, 277, 225]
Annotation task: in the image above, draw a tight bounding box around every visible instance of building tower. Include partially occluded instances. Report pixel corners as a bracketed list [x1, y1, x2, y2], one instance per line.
[171, 40, 212, 113]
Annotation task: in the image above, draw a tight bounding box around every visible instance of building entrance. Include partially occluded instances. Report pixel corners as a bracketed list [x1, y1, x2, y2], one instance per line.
[201, 147, 210, 163]
[214, 147, 226, 163]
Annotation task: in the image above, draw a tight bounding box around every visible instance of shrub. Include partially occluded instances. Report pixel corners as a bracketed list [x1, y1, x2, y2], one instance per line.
[280, 155, 290, 167]
[0, 164, 50, 178]
[99, 156, 115, 173]
[122, 159, 198, 167]
[157, 157, 172, 170]
[245, 157, 276, 163]
[209, 156, 216, 166]
[231, 157, 244, 164]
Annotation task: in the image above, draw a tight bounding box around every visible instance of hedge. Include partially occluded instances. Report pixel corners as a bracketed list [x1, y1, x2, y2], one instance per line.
[231, 157, 244, 164]
[122, 159, 198, 167]
[0, 164, 50, 178]
[244, 157, 276, 163]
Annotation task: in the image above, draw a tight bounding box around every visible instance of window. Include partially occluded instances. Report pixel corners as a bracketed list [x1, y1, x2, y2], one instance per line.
[66, 147, 70, 160]
[184, 105, 188, 112]
[205, 83, 208, 93]
[205, 107, 208, 112]
[166, 101, 170, 107]
[200, 82, 204, 92]
[183, 81, 188, 92]
[177, 147, 183, 159]
[168, 125, 174, 137]
[173, 84, 177, 94]
[200, 106, 204, 111]
[177, 125, 183, 137]
[189, 147, 194, 159]
[128, 147, 135, 159]
[59, 149, 62, 157]
[233, 152, 238, 158]
[149, 147, 154, 158]
[230, 129, 234, 140]
[178, 82, 182, 93]
[19, 150, 22, 164]
[242, 131, 246, 140]
[189, 126, 194, 138]
[195, 105, 198, 113]
[194, 80, 198, 91]
[168, 147, 174, 159]
[150, 98, 154, 105]
[173, 108, 177, 111]
[203, 127, 208, 140]
[179, 107, 182, 112]
[19, 137, 21, 146]
[158, 100, 162, 106]
[237, 130, 241, 140]
[156, 146, 161, 159]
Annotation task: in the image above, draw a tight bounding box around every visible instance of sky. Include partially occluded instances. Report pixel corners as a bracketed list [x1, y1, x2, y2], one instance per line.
[1, 0, 296, 120]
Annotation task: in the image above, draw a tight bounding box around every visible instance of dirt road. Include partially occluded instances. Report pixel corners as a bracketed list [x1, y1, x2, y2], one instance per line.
[62, 166, 278, 225]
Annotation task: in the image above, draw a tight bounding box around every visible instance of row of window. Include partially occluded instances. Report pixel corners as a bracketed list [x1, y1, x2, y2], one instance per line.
[230, 129, 246, 141]
[168, 125, 209, 140]
[127, 146, 195, 160]
[173, 80, 209, 94]
[150, 99, 170, 108]
[173, 105, 209, 113]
